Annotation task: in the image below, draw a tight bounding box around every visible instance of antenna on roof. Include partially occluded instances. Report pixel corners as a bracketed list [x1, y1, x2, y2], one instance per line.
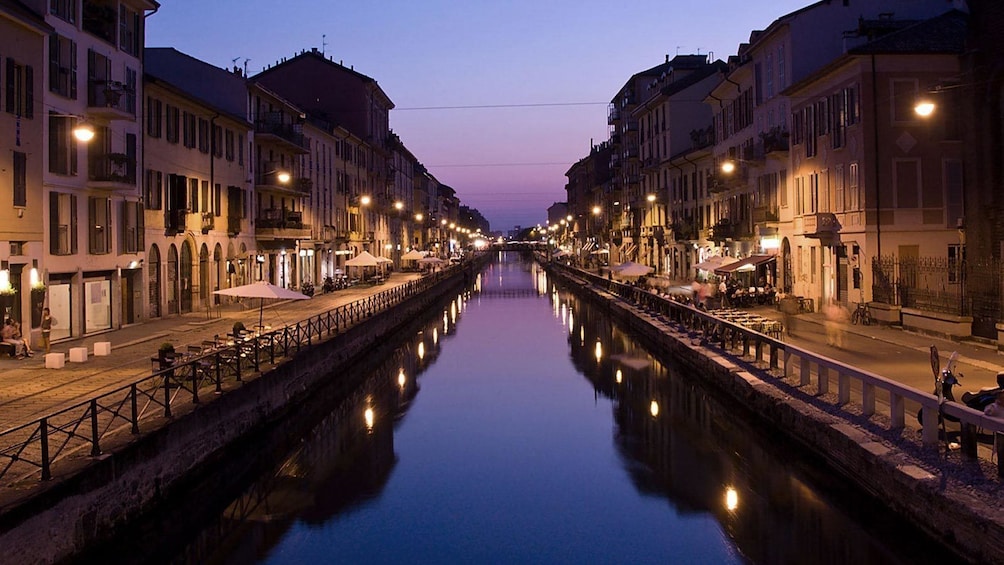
[322, 34, 327, 56]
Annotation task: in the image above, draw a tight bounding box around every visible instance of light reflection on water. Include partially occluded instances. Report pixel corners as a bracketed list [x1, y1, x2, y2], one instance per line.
[154, 251, 956, 565]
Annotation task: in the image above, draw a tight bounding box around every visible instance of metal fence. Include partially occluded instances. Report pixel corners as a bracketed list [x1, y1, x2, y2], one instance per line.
[0, 267, 461, 487]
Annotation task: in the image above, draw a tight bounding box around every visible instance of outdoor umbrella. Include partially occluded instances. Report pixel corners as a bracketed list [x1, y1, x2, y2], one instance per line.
[344, 251, 380, 267]
[611, 261, 654, 278]
[401, 250, 427, 261]
[419, 256, 446, 265]
[213, 281, 310, 329]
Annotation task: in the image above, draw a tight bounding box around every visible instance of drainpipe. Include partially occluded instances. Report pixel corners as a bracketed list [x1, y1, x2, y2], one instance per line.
[871, 55, 882, 302]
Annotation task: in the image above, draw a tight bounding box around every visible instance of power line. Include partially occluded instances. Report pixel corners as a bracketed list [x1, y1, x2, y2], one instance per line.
[428, 162, 573, 168]
[397, 102, 607, 111]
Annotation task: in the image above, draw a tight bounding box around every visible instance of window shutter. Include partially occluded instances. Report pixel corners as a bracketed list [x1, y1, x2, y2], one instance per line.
[5, 57, 14, 114]
[70, 194, 77, 254]
[49, 35, 58, 92]
[105, 198, 112, 253]
[69, 40, 77, 99]
[88, 197, 97, 254]
[49, 192, 59, 254]
[24, 65, 33, 119]
[137, 201, 145, 248]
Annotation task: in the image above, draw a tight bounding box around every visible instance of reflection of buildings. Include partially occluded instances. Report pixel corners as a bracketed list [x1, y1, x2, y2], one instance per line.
[554, 280, 956, 564]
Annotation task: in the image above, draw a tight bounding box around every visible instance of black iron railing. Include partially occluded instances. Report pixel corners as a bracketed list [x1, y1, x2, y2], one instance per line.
[0, 266, 467, 486]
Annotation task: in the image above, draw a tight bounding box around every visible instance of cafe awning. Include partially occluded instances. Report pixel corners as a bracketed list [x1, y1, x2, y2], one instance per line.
[714, 254, 776, 275]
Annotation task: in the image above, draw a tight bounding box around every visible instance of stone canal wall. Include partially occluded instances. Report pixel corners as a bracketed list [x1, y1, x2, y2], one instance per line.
[0, 266, 477, 564]
[552, 269, 1004, 565]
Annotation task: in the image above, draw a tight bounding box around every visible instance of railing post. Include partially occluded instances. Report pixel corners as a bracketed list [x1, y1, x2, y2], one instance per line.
[130, 383, 140, 435]
[997, 433, 1004, 477]
[921, 400, 939, 446]
[90, 399, 101, 456]
[818, 365, 829, 395]
[838, 372, 850, 404]
[234, 342, 242, 382]
[889, 392, 905, 428]
[861, 382, 875, 416]
[961, 423, 978, 459]
[800, 357, 811, 387]
[163, 375, 172, 418]
[190, 361, 199, 404]
[39, 418, 50, 481]
[214, 352, 222, 393]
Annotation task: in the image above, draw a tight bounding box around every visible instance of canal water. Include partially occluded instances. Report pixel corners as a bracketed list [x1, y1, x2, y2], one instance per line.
[92, 251, 958, 564]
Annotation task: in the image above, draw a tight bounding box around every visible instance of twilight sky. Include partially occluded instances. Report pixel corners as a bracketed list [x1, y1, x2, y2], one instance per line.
[147, 0, 812, 231]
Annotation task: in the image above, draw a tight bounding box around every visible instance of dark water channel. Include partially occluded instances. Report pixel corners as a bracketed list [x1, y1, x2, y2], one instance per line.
[96, 252, 958, 564]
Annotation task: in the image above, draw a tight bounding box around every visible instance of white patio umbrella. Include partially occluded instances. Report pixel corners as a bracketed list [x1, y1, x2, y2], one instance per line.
[401, 250, 427, 261]
[611, 261, 654, 278]
[344, 251, 380, 267]
[419, 256, 446, 265]
[213, 281, 310, 329]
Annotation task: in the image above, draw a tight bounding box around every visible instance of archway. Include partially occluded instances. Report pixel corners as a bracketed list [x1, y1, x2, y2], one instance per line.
[148, 244, 161, 318]
[180, 240, 193, 313]
[167, 244, 178, 315]
[199, 243, 209, 308]
[214, 243, 223, 304]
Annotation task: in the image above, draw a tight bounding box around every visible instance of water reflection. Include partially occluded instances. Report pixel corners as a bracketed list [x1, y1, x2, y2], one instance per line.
[94, 252, 957, 564]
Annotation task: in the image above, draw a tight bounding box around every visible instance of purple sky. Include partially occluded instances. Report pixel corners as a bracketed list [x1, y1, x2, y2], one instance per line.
[147, 0, 812, 231]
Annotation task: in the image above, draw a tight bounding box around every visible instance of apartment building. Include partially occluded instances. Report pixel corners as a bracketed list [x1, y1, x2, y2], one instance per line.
[143, 47, 254, 317]
[785, 10, 966, 307]
[0, 0, 49, 345]
[38, 0, 156, 339]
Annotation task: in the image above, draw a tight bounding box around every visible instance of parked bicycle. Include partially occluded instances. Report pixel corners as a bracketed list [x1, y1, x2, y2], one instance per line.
[851, 301, 872, 325]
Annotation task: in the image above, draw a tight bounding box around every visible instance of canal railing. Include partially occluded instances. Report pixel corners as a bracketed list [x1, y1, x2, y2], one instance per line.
[0, 264, 471, 488]
[548, 261, 1004, 476]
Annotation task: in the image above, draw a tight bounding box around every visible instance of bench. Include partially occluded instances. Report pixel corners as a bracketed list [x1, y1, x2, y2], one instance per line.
[0, 342, 14, 358]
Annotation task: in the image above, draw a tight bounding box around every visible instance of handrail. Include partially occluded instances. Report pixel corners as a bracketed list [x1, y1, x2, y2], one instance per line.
[0, 262, 474, 487]
[545, 259, 1004, 473]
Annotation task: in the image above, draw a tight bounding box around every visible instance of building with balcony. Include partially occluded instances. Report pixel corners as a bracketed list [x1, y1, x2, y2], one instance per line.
[0, 1, 49, 345]
[38, 0, 157, 338]
[784, 10, 966, 311]
[144, 47, 253, 317]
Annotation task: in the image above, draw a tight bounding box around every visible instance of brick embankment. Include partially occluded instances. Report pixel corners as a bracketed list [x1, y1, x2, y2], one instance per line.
[551, 267, 1004, 565]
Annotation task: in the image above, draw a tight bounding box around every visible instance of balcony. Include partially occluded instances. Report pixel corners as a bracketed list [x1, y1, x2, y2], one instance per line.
[800, 212, 841, 241]
[201, 212, 215, 233]
[608, 106, 620, 124]
[165, 208, 188, 235]
[256, 208, 311, 239]
[708, 167, 748, 194]
[760, 126, 790, 156]
[254, 114, 309, 153]
[227, 215, 242, 236]
[752, 206, 779, 224]
[709, 219, 734, 242]
[87, 153, 135, 189]
[86, 80, 135, 121]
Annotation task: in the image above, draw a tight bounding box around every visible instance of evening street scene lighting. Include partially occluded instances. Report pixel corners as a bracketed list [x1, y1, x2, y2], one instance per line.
[1, 2, 1003, 564]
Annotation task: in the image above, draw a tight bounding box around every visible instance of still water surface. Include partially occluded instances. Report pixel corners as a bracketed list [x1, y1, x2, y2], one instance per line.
[161, 252, 954, 564]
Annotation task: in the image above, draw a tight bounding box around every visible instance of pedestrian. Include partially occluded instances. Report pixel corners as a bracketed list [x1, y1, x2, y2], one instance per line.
[2, 318, 29, 358]
[719, 279, 728, 307]
[824, 299, 849, 348]
[40, 307, 52, 354]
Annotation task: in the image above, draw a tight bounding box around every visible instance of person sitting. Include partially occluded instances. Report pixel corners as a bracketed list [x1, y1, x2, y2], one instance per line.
[2, 318, 30, 358]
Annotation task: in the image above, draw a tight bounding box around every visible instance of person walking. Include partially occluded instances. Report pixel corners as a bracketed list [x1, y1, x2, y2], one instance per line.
[40, 308, 52, 354]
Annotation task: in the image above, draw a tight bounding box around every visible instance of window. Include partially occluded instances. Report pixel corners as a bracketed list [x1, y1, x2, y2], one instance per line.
[119, 5, 140, 56]
[183, 112, 196, 148]
[844, 85, 859, 125]
[848, 162, 860, 211]
[197, 117, 209, 153]
[49, 192, 77, 255]
[48, 113, 79, 175]
[124, 66, 136, 115]
[189, 178, 199, 212]
[944, 159, 964, 228]
[834, 164, 845, 213]
[777, 44, 785, 89]
[237, 133, 244, 166]
[765, 53, 773, 99]
[88, 196, 111, 254]
[49, 34, 77, 99]
[214, 184, 222, 217]
[165, 104, 179, 143]
[120, 200, 143, 253]
[13, 151, 26, 207]
[82, 0, 117, 44]
[145, 169, 162, 209]
[50, 0, 77, 23]
[227, 185, 245, 219]
[5, 58, 34, 118]
[201, 180, 209, 215]
[213, 124, 223, 158]
[147, 97, 162, 138]
[894, 159, 920, 208]
[225, 129, 234, 161]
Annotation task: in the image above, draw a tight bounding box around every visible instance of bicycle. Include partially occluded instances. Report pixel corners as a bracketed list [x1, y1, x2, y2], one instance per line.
[851, 301, 872, 325]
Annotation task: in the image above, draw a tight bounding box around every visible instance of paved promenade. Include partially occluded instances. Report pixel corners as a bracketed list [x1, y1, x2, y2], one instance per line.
[0, 272, 423, 431]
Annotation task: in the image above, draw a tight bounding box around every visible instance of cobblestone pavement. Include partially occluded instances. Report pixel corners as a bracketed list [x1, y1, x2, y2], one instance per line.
[0, 272, 423, 431]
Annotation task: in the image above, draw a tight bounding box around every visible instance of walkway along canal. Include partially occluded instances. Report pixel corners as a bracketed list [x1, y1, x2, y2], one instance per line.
[546, 258, 1004, 564]
[0, 256, 487, 564]
[76, 252, 959, 563]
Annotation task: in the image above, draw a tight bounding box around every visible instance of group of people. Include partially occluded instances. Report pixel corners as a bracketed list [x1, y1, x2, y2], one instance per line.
[0, 308, 52, 360]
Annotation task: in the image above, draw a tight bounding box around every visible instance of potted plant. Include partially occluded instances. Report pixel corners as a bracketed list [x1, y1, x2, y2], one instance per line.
[0, 286, 15, 320]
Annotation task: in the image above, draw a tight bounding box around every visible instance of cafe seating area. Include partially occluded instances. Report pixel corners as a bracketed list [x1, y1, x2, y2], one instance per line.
[708, 308, 784, 340]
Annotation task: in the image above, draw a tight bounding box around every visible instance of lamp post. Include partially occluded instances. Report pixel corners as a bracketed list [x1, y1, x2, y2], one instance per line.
[359, 195, 371, 251]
